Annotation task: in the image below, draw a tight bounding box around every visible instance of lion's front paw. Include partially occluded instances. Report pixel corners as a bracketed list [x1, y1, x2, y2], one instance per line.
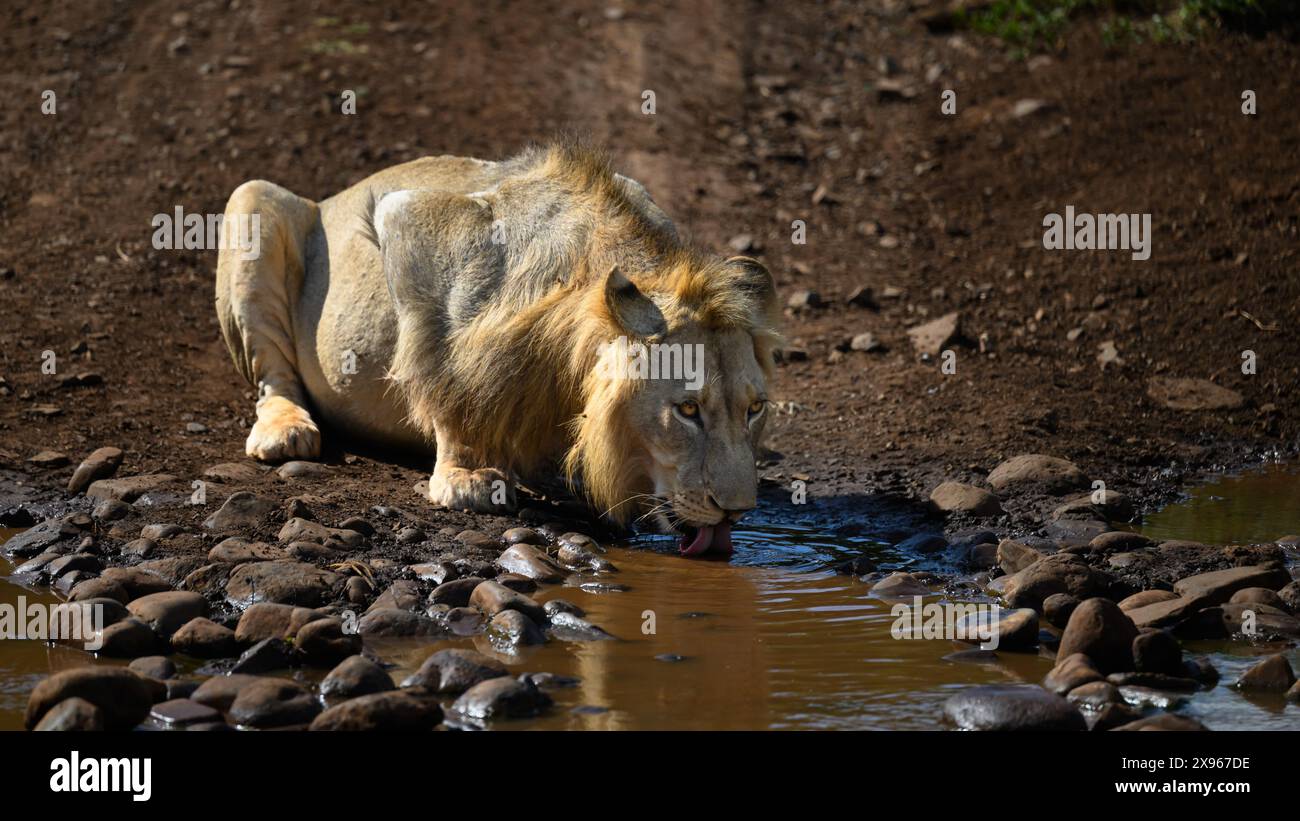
[245, 396, 321, 462]
[429, 466, 516, 513]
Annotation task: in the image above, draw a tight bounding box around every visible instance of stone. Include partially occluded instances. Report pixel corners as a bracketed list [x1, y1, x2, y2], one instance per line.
[987, 454, 1086, 494]
[1042, 593, 1080, 629]
[231, 638, 293, 674]
[99, 567, 173, 599]
[2, 514, 87, 558]
[1174, 565, 1291, 606]
[1057, 598, 1138, 674]
[122, 538, 157, 558]
[548, 611, 617, 641]
[996, 539, 1043, 575]
[451, 677, 552, 722]
[67, 447, 125, 494]
[928, 481, 1002, 517]
[337, 516, 375, 536]
[366, 580, 423, 613]
[171, 617, 239, 658]
[906, 311, 961, 357]
[129, 656, 176, 680]
[294, 617, 362, 665]
[1119, 589, 1179, 612]
[1124, 595, 1207, 630]
[29, 450, 70, 468]
[1091, 702, 1143, 732]
[1277, 581, 1299, 614]
[277, 517, 364, 548]
[1146, 377, 1244, 411]
[276, 460, 329, 480]
[179, 563, 234, 597]
[489, 609, 547, 647]
[140, 523, 183, 541]
[869, 572, 929, 598]
[356, 608, 446, 637]
[191, 674, 263, 712]
[225, 560, 341, 607]
[92, 499, 131, 521]
[1229, 587, 1286, 609]
[69, 577, 130, 606]
[47, 553, 102, 577]
[202, 462, 265, 483]
[502, 527, 543, 545]
[544, 599, 585, 618]
[1217, 602, 1300, 638]
[150, 698, 221, 726]
[136, 557, 206, 587]
[1132, 629, 1183, 676]
[320, 656, 394, 700]
[227, 678, 320, 728]
[495, 543, 568, 582]
[1002, 553, 1110, 612]
[26, 668, 160, 730]
[34, 697, 104, 731]
[954, 607, 1038, 650]
[310, 690, 442, 731]
[85, 474, 177, 503]
[203, 492, 278, 533]
[410, 561, 457, 584]
[469, 580, 546, 622]
[943, 685, 1086, 731]
[1067, 681, 1121, 710]
[402, 648, 507, 694]
[127, 590, 208, 639]
[234, 602, 327, 644]
[1089, 531, 1153, 552]
[1235, 654, 1296, 691]
[96, 618, 161, 657]
[1043, 653, 1104, 695]
[1112, 714, 1208, 731]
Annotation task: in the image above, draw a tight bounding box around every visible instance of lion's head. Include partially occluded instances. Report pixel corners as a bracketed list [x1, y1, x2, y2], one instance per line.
[566, 253, 782, 556]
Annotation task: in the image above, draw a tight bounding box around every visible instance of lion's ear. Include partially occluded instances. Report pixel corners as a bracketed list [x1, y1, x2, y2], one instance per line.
[725, 255, 777, 314]
[603, 266, 667, 339]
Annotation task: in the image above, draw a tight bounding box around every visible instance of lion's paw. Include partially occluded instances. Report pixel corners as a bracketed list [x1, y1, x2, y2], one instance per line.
[245, 396, 321, 462]
[429, 466, 516, 513]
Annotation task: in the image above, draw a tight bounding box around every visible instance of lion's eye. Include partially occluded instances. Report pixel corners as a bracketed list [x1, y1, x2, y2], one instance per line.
[748, 399, 766, 416]
[677, 400, 700, 418]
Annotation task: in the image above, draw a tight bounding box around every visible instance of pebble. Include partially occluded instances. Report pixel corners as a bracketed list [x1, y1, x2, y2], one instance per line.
[1042, 653, 1103, 695]
[489, 609, 547, 647]
[1057, 598, 1138, 674]
[225, 560, 342, 607]
[203, 492, 278, 533]
[356, 608, 447, 637]
[150, 698, 221, 726]
[129, 656, 176, 680]
[171, 617, 239, 658]
[96, 618, 162, 658]
[26, 668, 161, 730]
[402, 648, 507, 694]
[66, 447, 124, 494]
[276, 460, 329, 480]
[986, 454, 1086, 494]
[320, 655, 395, 700]
[294, 617, 362, 665]
[1042, 593, 1079, 629]
[451, 677, 552, 722]
[548, 611, 616, 641]
[1235, 654, 1296, 692]
[127, 590, 208, 639]
[469, 580, 546, 622]
[928, 481, 1002, 517]
[943, 684, 1086, 731]
[34, 696, 105, 731]
[496, 543, 568, 582]
[191, 674, 264, 712]
[310, 690, 442, 731]
[231, 638, 294, 674]
[543, 599, 585, 618]
[228, 678, 320, 728]
[234, 602, 327, 643]
[502, 527, 543, 545]
[868, 572, 929, 598]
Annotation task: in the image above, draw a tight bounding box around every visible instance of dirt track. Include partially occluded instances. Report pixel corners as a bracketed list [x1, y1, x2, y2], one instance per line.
[2, 0, 1298, 535]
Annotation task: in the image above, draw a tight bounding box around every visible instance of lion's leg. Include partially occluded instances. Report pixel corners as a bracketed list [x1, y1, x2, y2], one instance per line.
[428, 424, 517, 513]
[215, 180, 322, 462]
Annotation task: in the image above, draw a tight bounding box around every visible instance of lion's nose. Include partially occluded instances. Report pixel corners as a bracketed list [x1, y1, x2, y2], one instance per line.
[709, 495, 753, 523]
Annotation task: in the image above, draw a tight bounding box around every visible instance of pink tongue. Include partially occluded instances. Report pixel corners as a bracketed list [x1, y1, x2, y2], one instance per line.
[679, 522, 734, 557]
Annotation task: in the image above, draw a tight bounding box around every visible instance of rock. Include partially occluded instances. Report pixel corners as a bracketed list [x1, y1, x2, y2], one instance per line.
[849, 332, 884, 353]
[345, 576, 371, 603]
[1217, 602, 1300, 638]
[495, 543, 568, 582]
[397, 527, 426, 544]
[928, 482, 1002, 517]
[366, 580, 423, 613]
[234, 602, 327, 644]
[92, 499, 131, 521]
[996, 539, 1043, 575]
[26, 668, 159, 730]
[276, 460, 329, 480]
[230, 638, 293, 674]
[943, 684, 1086, 731]
[122, 538, 157, 558]
[337, 516, 375, 536]
[1002, 553, 1110, 611]
[1112, 714, 1208, 731]
[489, 609, 547, 647]
[1174, 565, 1292, 606]
[469, 580, 546, 622]
[1057, 598, 1138, 674]
[67, 447, 125, 494]
[2, 513, 87, 558]
[410, 561, 457, 584]
[1119, 589, 1179, 612]
[47, 553, 102, 577]
[548, 611, 617, 641]
[171, 617, 239, 658]
[896, 532, 947, 554]
[906, 311, 961, 357]
[34, 697, 104, 731]
[225, 560, 341, 607]
[987, 454, 1087, 494]
[451, 677, 552, 722]
[1089, 531, 1153, 552]
[179, 563, 234, 597]
[191, 674, 264, 712]
[1146, 377, 1244, 411]
[1043, 653, 1104, 695]
[99, 567, 173, 599]
[294, 617, 362, 665]
[1278, 581, 1300, 614]
[402, 648, 507, 694]
[85, 474, 177, 503]
[227, 678, 320, 728]
[277, 517, 364, 548]
[140, 523, 182, 541]
[136, 556, 206, 587]
[786, 289, 822, 311]
[96, 618, 161, 657]
[207, 538, 285, 564]
[203, 492, 278, 533]
[1042, 593, 1080, 629]
[1132, 629, 1183, 676]
[1067, 681, 1122, 710]
[544, 599, 585, 618]
[310, 690, 442, 731]
[1091, 702, 1144, 732]
[952, 607, 1038, 650]
[129, 656, 176, 680]
[1125, 595, 1208, 630]
[127, 590, 208, 639]
[356, 608, 446, 637]
[1230, 587, 1286, 609]
[1234, 654, 1296, 691]
[1107, 672, 1200, 691]
[150, 698, 221, 726]
[320, 656, 394, 700]
[495, 573, 538, 594]
[202, 462, 265, 483]
[29, 450, 69, 467]
[869, 572, 929, 598]
[502, 527, 543, 545]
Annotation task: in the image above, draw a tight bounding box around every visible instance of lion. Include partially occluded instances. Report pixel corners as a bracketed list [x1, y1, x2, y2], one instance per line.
[215, 142, 781, 555]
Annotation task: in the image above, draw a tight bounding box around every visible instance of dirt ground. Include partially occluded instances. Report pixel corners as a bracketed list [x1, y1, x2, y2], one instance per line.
[1, 0, 1297, 540]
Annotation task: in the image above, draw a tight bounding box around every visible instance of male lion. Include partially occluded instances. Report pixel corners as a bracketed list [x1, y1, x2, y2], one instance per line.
[215, 142, 781, 555]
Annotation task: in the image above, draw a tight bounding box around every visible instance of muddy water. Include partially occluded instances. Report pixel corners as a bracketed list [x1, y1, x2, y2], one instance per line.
[3, 462, 1299, 730]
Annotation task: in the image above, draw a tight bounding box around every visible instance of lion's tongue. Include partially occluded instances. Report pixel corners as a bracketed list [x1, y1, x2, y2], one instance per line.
[679, 522, 734, 557]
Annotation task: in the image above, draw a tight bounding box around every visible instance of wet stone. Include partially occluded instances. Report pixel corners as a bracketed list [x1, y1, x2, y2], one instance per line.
[1043, 653, 1103, 695]
[356, 608, 446, 637]
[230, 638, 294, 674]
[191, 674, 263, 712]
[1067, 680, 1122, 710]
[495, 573, 538, 594]
[869, 572, 929, 598]
[489, 609, 547, 647]
[943, 684, 1086, 731]
[1057, 598, 1138, 674]
[367, 580, 423, 613]
[1235, 654, 1296, 692]
[34, 697, 104, 731]
[320, 655, 394, 700]
[122, 538, 157, 558]
[1132, 629, 1183, 676]
[543, 599, 585, 618]
[26, 668, 160, 730]
[151, 698, 221, 726]
[228, 678, 320, 728]
[310, 690, 442, 731]
[129, 656, 176, 680]
[127, 590, 208, 639]
[404, 648, 508, 694]
[67, 447, 125, 494]
[469, 580, 546, 622]
[496, 543, 568, 582]
[171, 617, 239, 658]
[503, 527, 543, 545]
[234, 602, 327, 643]
[548, 611, 616, 641]
[451, 677, 552, 722]
[294, 617, 362, 666]
[1043, 593, 1080, 629]
[97, 618, 161, 658]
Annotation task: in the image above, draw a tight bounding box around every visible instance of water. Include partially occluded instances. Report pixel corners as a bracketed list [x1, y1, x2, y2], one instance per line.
[2, 464, 1298, 730]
